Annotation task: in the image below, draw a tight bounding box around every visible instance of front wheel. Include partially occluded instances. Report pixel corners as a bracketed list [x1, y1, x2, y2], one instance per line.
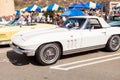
[105, 35, 120, 52]
[35, 43, 61, 65]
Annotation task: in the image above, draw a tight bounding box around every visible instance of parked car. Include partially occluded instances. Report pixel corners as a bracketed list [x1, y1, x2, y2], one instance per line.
[108, 16, 120, 27]
[0, 19, 57, 45]
[0, 17, 9, 25]
[11, 16, 120, 65]
[108, 21, 120, 27]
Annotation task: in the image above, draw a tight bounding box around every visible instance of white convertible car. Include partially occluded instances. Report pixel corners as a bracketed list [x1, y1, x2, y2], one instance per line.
[11, 16, 120, 65]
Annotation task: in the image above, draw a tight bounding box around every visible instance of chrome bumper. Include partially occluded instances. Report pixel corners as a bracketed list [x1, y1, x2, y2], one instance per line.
[10, 43, 35, 56]
[0, 40, 10, 45]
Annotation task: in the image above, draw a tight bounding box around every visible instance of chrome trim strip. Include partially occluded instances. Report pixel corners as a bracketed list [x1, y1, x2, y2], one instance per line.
[63, 45, 106, 55]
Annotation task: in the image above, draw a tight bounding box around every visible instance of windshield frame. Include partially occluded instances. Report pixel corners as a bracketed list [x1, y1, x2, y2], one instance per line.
[61, 18, 86, 30]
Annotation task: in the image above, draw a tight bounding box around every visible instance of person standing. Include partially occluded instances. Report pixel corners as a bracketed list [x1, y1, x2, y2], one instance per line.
[27, 14, 32, 25]
[47, 15, 50, 23]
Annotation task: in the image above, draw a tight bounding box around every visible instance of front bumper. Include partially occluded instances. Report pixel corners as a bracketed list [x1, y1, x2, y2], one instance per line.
[0, 40, 10, 45]
[10, 43, 36, 56]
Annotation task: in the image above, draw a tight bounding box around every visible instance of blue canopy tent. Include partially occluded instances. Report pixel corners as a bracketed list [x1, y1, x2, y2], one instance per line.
[85, 2, 103, 9]
[21, 4, 42, 12]
[16, 10, 20, 16]
[41, 4, 65, 12]
[69, 2, 102, 9]
[61, 8, 85, 17]
[69, 3, 88, 9]
[69, 3, 78, 9]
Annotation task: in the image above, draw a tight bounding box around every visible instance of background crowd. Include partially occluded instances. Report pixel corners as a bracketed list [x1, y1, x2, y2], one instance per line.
[1, 1, 120, 26]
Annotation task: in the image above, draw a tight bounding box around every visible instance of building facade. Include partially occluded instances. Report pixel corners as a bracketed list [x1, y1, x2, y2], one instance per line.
[0, 0, 15, 17]
[103, 1, 120, 13]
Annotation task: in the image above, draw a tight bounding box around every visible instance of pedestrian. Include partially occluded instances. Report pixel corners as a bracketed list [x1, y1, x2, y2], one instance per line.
[47, 15, 50, 23]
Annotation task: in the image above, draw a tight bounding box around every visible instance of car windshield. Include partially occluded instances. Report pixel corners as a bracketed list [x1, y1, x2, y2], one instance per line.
[6, 17, 27, 26]
[62, 18, 86, 29]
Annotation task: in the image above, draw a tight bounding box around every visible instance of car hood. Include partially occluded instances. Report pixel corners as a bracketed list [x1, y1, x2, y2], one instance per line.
[15, 27, 68, 41]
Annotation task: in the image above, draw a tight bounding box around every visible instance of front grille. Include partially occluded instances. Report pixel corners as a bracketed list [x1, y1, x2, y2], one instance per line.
[12, 42, 17, 47]
[19, 47, 25, 50]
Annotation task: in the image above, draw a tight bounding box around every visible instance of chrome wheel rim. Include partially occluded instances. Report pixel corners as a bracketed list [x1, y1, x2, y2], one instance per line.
[40, 44, 60, 64]
[43, 47, 56, 61]
[110, 36, 120, 50]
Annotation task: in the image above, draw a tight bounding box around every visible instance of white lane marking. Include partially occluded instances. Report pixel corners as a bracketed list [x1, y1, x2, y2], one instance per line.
[63, 56, 120, 70]
[50, 53, 120, 71]
[51, 53, 120, 68]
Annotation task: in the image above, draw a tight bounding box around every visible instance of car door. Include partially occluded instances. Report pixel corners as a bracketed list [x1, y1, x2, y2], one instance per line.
[81, 18, 108, 48]
[63, 18, 86, 51]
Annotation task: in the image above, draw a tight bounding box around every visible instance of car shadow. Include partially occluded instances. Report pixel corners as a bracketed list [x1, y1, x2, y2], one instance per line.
[7, 49, 103, 66]
[7, 50, 40, 66]
[0, 45, 10, 48]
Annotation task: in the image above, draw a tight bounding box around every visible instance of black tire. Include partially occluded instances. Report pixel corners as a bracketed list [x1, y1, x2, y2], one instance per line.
[35, 43, 61, 65]
[106, 35, 120, 52]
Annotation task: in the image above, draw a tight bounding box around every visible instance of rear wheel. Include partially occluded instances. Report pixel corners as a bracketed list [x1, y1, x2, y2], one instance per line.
[106, 35, 120, 52]
[35, 43, 61, 65]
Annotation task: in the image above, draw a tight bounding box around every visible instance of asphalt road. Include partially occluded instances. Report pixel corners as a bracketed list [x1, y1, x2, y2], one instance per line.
[0, 45, 120, 80]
